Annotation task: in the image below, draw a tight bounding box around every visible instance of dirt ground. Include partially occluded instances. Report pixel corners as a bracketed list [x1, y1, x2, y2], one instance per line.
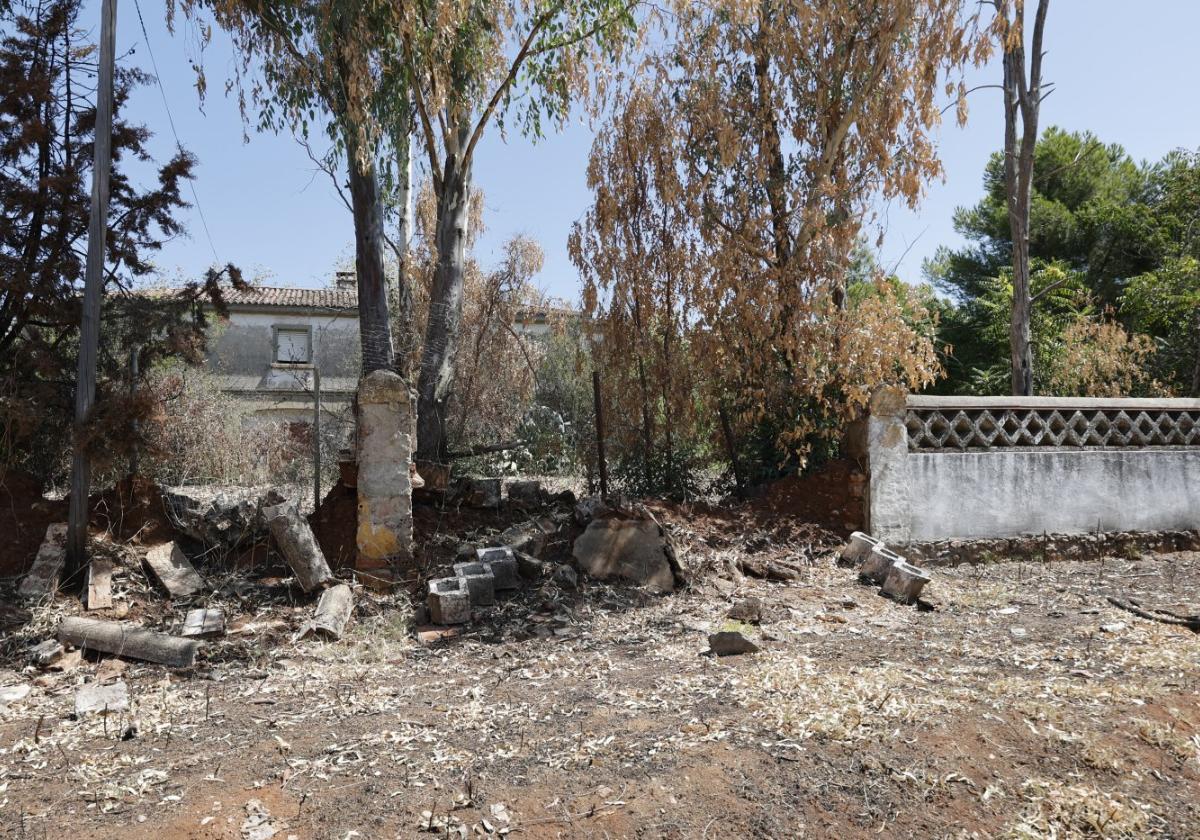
[1, 483, 1198, 839]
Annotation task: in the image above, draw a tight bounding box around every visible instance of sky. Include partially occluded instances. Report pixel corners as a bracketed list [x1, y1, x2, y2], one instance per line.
[98, 1, 1200, 302]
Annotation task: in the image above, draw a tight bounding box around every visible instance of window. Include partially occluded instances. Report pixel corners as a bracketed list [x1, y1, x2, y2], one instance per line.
[275, 327, 311, 364]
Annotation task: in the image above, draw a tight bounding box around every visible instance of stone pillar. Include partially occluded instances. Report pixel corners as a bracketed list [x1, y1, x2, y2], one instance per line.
[356, 370, 415, 573]
[866, 386, 911, 544]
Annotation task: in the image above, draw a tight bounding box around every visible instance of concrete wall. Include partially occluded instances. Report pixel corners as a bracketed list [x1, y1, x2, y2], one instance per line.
[867, 390, 1200, 543]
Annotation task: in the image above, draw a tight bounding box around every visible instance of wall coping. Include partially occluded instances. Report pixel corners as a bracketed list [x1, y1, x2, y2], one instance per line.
[907, 395, 1200, 411]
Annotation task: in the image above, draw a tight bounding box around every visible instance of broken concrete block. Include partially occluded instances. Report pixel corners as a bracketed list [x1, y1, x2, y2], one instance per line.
[859, 544, 904, 585]
[573, 496, 607, 526]
[708, 631, 760, 656]
[264, 502, 334, 592]
[880, 560, 931, 605]
[452, 561, 496, 606]
[571, 517, 678, 593]
[75, 680, 129, 716]
[458, 477, 502, 509]
[29, 639, 64, 667]
[477, 547, 518, 590]
[181, 608, 226, 639]
[428, 577, 470, 625]
[515, 551, 548, 580]
[143, 542, 205, 598]
[18, 523, 68, 600]
[86, 556, 113, 610]
[498, 522, 548, 557]
[840, 531, 883, 568]
[296, 584, 354, 641]
[162, 486, 285, 550]
[0, 684, 31, 707]
[506, 480, 543, 508]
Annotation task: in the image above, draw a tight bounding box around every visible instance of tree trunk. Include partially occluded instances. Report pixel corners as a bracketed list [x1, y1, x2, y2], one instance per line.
[416, 123, 471, 462]
[394, 126, 416, 379]
[346, 147, 395, 376]
[1002, 0, 1048, 397]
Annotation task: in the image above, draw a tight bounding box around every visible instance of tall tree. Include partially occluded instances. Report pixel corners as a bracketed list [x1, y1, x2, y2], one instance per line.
[1, 0, 225, 483]
[404, 0, 636, 462]
[171, 0, 413, 375]
[573, 0, 979, 472]
[993, 0, 1050, 395]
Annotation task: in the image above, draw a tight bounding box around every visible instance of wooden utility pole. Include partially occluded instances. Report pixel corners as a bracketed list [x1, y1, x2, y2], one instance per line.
[592, 371, 608, 502]
[313, 367, 322, 510]
[66, 0, 118, 583]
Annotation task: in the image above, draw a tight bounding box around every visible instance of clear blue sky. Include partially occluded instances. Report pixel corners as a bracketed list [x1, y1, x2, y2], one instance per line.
[103, 1, 1200, 300]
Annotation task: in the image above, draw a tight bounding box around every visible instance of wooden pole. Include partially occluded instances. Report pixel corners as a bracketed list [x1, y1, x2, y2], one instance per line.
[592, 371, 608, 502]
[66, 0, 117, 584]
[128, 345, 140, 480]
[313, 366, 322, 510]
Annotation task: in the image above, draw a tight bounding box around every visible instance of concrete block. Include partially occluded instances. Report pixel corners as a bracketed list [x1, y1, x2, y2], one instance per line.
[476, 547, 519, 589]
[880, 559, 931, 604]
[452, 561, 496, 606]
[859, 545, 904, 585]
[427, 577, 471, 625]
[840, 531, 882, 567]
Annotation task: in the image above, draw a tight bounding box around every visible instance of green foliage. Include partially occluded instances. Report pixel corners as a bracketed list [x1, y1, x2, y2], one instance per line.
[930, 128, 1200, 395]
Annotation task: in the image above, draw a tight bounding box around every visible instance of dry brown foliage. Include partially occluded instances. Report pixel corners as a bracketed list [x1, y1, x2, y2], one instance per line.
[572, 0, 980, 463]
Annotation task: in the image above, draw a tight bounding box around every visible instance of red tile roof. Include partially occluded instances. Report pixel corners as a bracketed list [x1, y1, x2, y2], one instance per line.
[140, 285, 357, 311]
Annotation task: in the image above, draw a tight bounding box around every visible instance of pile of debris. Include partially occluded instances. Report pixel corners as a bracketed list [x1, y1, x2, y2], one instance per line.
[425, 493, 686, 626]
[841, 531, 932, 605]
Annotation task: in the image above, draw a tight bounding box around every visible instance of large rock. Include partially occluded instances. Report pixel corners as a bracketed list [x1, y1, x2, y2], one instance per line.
[571, 514, 681, 593]
[162, 486, 285, 550]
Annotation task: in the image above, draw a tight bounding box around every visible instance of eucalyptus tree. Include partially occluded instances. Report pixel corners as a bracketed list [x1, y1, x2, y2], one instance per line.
[169, 0, 414, 375]
[991, 0, 1050, 395]
[403, 0, 637, 463]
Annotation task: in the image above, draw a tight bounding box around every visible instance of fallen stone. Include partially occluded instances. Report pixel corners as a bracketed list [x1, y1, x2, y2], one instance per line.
[708, 631, 760, 656]
[0, 684, 31, 707]
[477, 547, 519, 590]
[552, 564, 578, 591]
[453, 561, 496, 606]
[571, 517, 679, 593]
[428, 577, 471, 625]
[29, 639, 64, 667]
[162, 486, 285, 550]
[18, 523, 68, 600]
[75, 680, 128, 716]
[181, 608, 226, 639]
[143, 542, 205, 598]
[727, 597, 764, 624]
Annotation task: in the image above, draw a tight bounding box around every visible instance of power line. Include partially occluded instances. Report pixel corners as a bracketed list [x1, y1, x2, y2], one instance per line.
[132, 0, 221, 265]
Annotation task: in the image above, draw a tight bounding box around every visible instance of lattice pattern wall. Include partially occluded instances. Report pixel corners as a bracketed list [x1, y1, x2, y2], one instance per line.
[906, 406, 1200, 451]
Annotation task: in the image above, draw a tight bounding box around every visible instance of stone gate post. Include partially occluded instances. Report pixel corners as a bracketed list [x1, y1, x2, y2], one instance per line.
[355, 370, 415, 573]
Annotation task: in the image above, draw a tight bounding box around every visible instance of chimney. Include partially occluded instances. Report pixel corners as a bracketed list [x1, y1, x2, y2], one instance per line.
[335, 270, 356, 290]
